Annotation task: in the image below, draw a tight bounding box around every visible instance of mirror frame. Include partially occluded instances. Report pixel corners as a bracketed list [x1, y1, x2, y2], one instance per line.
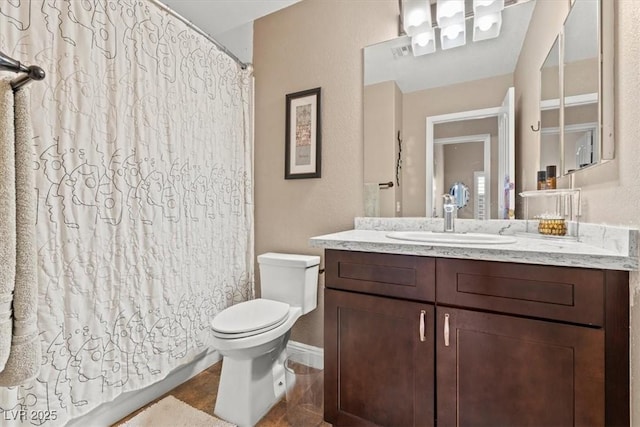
[600, 0, 614, 160]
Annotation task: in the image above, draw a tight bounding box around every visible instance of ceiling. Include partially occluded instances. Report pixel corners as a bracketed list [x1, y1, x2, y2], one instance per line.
[159, 0, 301, 64]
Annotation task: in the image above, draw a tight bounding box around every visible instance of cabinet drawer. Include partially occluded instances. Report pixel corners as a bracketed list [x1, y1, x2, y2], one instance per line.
[325, 250, 435, 302]
[436, 259, 604, 326]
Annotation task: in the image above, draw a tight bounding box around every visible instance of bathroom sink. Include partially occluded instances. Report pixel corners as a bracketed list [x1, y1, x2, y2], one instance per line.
[386, 231, 517, 245]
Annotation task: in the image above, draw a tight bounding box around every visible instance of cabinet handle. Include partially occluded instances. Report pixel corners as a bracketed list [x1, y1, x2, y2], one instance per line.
[419, 310, 426, 342]
[444, 313, 450, 347]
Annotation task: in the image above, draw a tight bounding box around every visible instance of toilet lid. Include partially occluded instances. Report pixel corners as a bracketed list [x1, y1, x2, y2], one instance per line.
[211, 299, 290, 338]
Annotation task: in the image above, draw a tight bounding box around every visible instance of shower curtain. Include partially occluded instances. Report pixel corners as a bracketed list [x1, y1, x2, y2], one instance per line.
[0, 1, 254, 425]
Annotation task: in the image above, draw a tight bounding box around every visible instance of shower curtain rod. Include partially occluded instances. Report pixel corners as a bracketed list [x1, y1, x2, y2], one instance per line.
[148, 0, 249, 70]
[0, 50, 46, 91]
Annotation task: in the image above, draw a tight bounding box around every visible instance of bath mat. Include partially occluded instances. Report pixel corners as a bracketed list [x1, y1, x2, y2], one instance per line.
[121, 395, 236, 427]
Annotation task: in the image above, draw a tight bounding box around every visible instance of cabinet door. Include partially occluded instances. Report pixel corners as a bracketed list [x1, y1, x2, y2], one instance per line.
[325, 289, 434, 426]
[436, 307, 604, 427]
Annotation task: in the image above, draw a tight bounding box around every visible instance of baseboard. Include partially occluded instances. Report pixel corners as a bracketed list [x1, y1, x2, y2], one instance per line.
[66, 350, 221, 427]
[287, 341, 324, 368]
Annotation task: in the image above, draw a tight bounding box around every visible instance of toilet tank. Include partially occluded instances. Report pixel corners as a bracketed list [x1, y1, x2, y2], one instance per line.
[257, 253, 320, 314]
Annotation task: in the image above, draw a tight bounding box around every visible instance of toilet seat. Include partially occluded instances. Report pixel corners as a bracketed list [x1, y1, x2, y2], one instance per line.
[212, 299, 291, 339]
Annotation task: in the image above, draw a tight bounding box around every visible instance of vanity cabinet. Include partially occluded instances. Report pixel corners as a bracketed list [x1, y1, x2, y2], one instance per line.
[436, 307, 603, 426]
[324, 250, 435, 426]
[324, 250, 629, 427]
[325, 289, 434, 426]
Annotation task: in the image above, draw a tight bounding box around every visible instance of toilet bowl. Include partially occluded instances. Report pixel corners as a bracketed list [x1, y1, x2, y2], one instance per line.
[211, 253, 320, 427]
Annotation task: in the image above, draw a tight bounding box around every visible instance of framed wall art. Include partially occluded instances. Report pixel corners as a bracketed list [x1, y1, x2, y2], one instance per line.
[285, 87, 321, 179]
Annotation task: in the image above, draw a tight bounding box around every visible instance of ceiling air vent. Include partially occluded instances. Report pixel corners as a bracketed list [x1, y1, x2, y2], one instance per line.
[391, 44, 413, 59]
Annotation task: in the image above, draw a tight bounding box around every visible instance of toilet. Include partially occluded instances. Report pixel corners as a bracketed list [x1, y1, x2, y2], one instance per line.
[211, 252, 320, 427]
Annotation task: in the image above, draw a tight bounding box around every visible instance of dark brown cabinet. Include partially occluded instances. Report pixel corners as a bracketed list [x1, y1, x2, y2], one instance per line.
[436, 307, 604, 426]
[324, 249, 629, 427]
[325, 289, 434, 426]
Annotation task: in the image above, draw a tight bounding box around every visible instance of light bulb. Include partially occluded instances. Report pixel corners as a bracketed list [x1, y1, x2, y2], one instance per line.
[477, 15, 496, 31]
[407, 10, 428, 28]
[443, 24, 464, 40]
[439, 1, 463, 18]
[415, 32, 433, 47]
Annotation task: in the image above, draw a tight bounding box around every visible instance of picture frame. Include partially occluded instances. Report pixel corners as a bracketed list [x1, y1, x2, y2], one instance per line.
[285, 87, 321, 179]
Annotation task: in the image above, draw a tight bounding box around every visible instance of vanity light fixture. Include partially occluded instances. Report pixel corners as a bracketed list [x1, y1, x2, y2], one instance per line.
[440, 23, 466, 50]
[437, 0, 466, 50]
[402, 0, 433, 36]
[401, 0, 436, 56]
[472, 0, 504, 41]
[473, 0, 505, 16]
[436, 0, 465, 27]
[399, 0, 507, 56]
[411, 29, 437, 56]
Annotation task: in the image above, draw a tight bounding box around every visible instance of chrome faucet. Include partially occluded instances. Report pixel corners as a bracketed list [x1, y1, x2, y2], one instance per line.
[443, 194, 457, 233]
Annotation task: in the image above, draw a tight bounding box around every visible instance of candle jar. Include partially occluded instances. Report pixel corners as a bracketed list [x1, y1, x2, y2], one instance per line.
[536, 215, 567, 236]
[545, 165, 557, 190]
[537, 171, 546, 190]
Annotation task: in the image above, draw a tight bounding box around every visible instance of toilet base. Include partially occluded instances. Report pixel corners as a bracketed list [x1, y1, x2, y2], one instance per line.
[214, 334, 289, 427]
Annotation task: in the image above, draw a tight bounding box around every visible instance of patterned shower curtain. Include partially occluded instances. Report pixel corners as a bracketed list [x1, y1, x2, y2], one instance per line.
[0, 1, 254, 425]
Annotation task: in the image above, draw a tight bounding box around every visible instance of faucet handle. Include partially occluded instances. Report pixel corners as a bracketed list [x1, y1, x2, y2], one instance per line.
[443, 194, 455, 204]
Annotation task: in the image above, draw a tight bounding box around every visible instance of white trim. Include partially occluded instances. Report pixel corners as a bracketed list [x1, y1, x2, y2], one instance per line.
[600, 0, 614, 160]
[287, 340, 324, 369]
[433, 134, 490, 146]
[540, 93, 598, 111]
[66, 350, 222, 427]
[541, 122, 598, 136]
[499, 87, 515, 220]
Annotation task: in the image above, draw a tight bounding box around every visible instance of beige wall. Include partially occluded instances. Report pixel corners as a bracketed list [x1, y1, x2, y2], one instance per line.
[394, 82, 403, 215]
[577, 3, 640, 422]
[517, 1, 640, 422]
[565, 57, 599, 97]
[255, 0, 640, 420]
[364, 81, 401, 217]
[253, 0, 397, 347]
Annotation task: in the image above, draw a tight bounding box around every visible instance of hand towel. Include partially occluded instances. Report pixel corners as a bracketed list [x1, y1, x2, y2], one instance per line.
[364, 183, 380, 217]
[0, 79, 40, 386]
[0, 79, 17, 372]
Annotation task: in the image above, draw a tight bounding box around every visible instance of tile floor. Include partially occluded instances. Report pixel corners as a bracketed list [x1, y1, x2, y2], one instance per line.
[112, 361, 328, 426]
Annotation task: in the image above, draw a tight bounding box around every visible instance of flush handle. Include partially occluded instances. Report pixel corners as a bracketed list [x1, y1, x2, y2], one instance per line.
[419, 310, 426, 342]
[444, 313, 450, 347]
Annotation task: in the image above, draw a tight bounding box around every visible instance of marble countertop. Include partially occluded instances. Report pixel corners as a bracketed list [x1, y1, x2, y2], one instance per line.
[309, 219, 639, 271]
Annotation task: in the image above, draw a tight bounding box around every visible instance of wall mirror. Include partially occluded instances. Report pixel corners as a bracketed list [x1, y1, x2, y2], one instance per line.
[363, 0, 534, 218]
[363, 0, 612, 218]
[449, 182, 470, 210]
[539, 36, 561, 175]
[538, 0, 614, 177]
